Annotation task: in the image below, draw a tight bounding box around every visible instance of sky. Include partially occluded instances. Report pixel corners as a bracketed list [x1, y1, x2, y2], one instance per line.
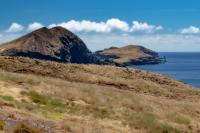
[1, 0, 200, 52]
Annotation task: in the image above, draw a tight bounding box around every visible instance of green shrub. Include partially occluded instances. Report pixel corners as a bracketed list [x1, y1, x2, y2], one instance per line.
[0, 95, 14, 101]
[90, 106, 111, 119]
[28, 90, 65, 112]
[138, 113, 180, 133]
[28, 91, 48, 105]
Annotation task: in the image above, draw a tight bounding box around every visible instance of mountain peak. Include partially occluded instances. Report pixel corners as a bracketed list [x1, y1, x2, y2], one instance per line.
[31, 27, 49, 35]
[31, 26, 72, 37]
[34, 26, 48, 31]
[50, 26, 67, 31]
[0, 27, 95, 63]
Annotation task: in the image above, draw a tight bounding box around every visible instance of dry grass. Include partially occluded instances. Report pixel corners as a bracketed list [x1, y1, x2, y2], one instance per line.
[0, 56, 199, 132]
[0, 56, 199, 99]
[0, 120, 5, 131]
[13, 124, 42, 133]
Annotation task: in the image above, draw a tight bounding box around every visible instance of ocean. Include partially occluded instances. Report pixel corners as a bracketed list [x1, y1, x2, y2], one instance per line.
[134, 52, 200, 88]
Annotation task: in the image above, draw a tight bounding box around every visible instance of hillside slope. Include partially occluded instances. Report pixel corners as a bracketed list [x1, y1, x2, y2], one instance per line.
[0, 56, 199, 132]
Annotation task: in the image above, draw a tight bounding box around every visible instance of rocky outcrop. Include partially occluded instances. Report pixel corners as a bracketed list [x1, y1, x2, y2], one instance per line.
[96, 45, 166, 66]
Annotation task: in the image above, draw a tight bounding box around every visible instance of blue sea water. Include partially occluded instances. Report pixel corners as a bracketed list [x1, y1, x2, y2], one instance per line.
[134, 52, 200, 88]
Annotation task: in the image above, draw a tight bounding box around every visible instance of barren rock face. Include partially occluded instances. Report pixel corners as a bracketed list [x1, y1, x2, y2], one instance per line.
[0, 27, 94, 63]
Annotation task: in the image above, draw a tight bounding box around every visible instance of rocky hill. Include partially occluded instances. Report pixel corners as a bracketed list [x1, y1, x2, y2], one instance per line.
[0, 27, 98, 64]
[0, 56, 199, 132]
[96, 45, 165, 66]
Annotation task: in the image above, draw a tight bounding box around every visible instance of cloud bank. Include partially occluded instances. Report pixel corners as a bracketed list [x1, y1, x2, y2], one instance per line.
[4, 19, 200, 35]
[130, 21, 163, 33]
[50, 19, 129, 32]
[49, 19, 162, 33]
[4, 18, 164, 33]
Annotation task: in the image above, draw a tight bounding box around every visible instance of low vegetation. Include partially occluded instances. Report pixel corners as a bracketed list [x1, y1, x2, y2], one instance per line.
[0, 56, 199, 132]
[0, 95, 14, 101]
[137, 113, 179, 133]
[14, 124, 41, 133]
[0, 120, 5, 131]
[28, 90, 66, 113]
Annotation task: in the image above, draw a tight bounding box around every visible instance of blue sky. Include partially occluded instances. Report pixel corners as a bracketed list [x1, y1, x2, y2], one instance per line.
[1, 0, 200, 29]
[1, 0, 200, 51]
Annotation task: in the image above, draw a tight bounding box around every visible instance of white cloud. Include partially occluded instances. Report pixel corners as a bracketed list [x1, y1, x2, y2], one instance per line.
[27, 22, 44, 31]
[180, 26, 200, 34]
[6, 23, 24, 33]
[48, 24, 57, 28]
[130, 21, 163, 33]
[56, 20, 109, 32]
[48, 19, 160, 33]
[106, 18, 129, 32]
[49, 18, 129, 33]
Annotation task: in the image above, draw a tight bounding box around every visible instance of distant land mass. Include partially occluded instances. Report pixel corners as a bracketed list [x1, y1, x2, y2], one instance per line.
[96, 45, 165, 66]
[0, 27, 164, 66]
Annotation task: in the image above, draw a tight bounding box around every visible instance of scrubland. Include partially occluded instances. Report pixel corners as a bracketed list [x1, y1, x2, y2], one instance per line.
[0, 56, 199, 132]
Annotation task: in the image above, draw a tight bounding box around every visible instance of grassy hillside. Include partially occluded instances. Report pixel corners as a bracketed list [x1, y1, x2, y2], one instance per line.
[0, 56, 200, 132]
